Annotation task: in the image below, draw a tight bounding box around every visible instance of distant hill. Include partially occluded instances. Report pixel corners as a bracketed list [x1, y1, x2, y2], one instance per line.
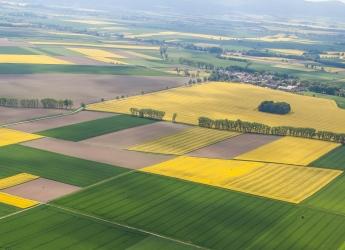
[23, 0, 345, 21]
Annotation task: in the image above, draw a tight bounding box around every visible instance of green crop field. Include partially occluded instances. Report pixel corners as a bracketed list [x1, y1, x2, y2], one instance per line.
[0, 64, 171, 76]
[0, 205, 195, 249]
[0, 145, 128, 186]
[0, 204, 18, 218]
[303, 173, 345, 215]
[0, 46, 38, 55]
[53, 172, 345, 249]
[310, 146, 345, 170]
[303, 92, 345, 109]
[38, 115, 156, 141]
[304, 147, 345, 215]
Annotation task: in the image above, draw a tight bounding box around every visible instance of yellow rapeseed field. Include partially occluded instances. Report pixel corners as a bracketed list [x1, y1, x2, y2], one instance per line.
[129, 127, 239, 155]
[225, 163, 342, 203]
[0, 128, 43, 147]
[0, 192, 39, 208]
[0, 55, 72, 64]
[142, 156, 265, 185]
[87, 82, 345, 134]
[235, 136, 340, 166]
[30, 41, 159, 50]
[0, 173, 39, 190]
[142, 156, 342, 203]
[68, 47, 128, 65]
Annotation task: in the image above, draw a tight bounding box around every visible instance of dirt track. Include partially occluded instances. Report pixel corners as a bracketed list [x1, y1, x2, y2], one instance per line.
[188, 134, 281, 159]
[0, 74, 186, 106]
[22, 137, 174, 169]
[9, 111, 114, 133]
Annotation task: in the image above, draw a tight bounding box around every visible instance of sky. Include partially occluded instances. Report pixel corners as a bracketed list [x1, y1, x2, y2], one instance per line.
[309, 0, 345, 2]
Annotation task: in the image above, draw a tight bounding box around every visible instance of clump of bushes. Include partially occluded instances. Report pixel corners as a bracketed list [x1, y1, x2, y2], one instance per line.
[258, 101, 291, 115]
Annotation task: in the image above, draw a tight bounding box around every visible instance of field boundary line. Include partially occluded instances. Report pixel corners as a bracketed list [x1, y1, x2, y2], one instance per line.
[0, 106, 84, 128]
[300, 203, 345, 218]
[0, 204, 42, 221]
[51, 170, 138, 202]
[48, 203, 208, 250]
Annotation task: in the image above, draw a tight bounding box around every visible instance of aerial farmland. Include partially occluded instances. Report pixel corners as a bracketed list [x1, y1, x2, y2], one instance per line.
[1, 0, 345, 249]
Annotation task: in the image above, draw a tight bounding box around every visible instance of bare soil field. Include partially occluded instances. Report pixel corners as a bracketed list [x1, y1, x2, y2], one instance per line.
[0, 74, 186, 106]
[58, 56, 107, 65]
[0, 107, 69, 126]
[0, 38, 28, 46]
[9, 111, 114, 133]
[188, 134, 281, 159]
[22, 137, 174, 169]
[83, 122, 190, 148]
[2, 178, 80, 203]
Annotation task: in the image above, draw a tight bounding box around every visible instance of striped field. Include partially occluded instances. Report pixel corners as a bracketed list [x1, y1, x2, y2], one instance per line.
[235, 136, 339, 166]
[129, 127, 239, 155]
[142, 157, 342, 203]
[0, 205, 194, 249]
[54, 172, 345, 249]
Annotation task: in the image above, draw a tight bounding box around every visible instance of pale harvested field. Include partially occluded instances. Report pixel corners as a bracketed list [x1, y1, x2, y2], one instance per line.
[22, 138, 174, 169]
[87, 82, 345, 133]
[9, 111, 114, 133]
[236, 136, 340, 166]
[57, 56, 107, 65]
[64, 19, 117, 25]
[68, 48, 128, 65]
[129, 127, 239, 155]
[0, 38, 29, 47]
[142, 156, 342, 203]
[0, 107, 69, 125]
[126, 31, 234, 41]
[0, 74, 186, 106]
[3, 178, 80, 203]
[269, 49, 305, 56]
[30, 42, 159, 50]
[83, 122, 190, 149]
[189, 134, 281, 159]
[0, 55, 72, 64]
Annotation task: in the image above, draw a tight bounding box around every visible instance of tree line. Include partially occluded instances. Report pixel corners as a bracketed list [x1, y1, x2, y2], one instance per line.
[130, 108, 165, 120]
[198, 117, 345, 144]
[0, 97, 74, 109]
